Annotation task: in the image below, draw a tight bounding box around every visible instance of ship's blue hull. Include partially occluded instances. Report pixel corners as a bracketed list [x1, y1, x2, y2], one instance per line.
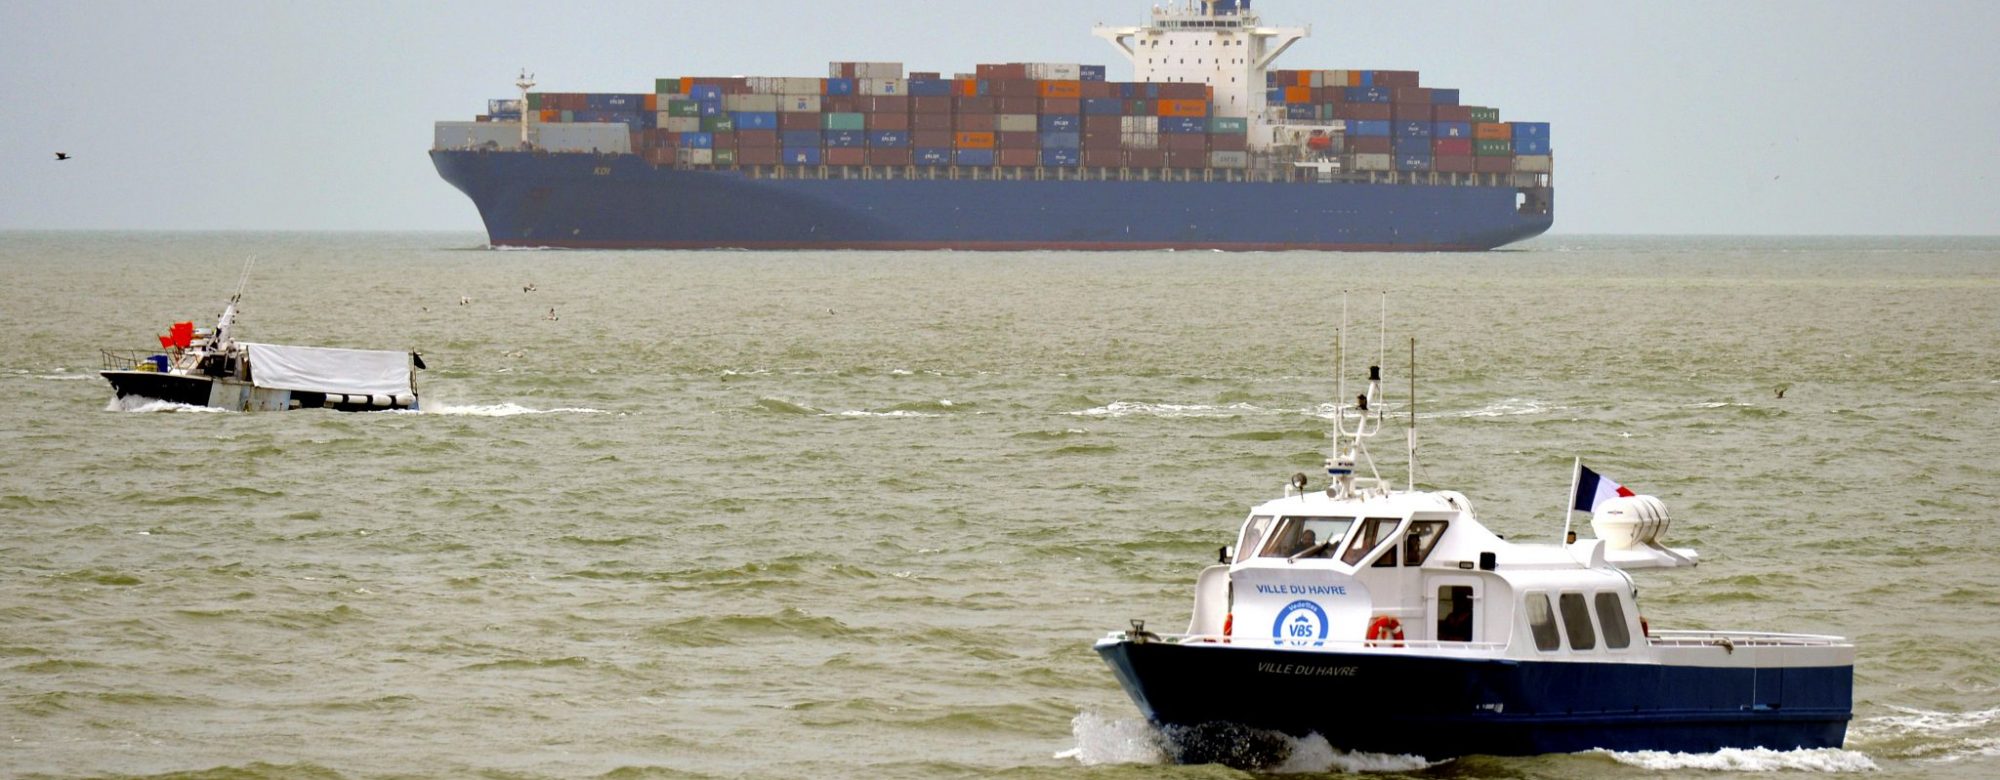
[1097, 640, 1852, 763]
[431, 150, 1552, 251]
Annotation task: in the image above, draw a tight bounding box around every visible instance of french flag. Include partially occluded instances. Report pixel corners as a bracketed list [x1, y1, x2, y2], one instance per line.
[1572, 464, 1636, 513]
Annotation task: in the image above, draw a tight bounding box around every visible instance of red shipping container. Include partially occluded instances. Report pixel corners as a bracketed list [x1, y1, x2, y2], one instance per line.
[1083, 131, 1121, 150]
[1126, 149, 1167, 168]
[825, 147, 867, 166]
[825, 96, 861, 113]
[913, 96, 953, 115]
[913, 130, 954, 147]
[1083, 115, 1122, 134]
[710, 132, 735, 151]
[1433, 138, 1473, 156]
[1474, 156, 1513, 173]
[1433, 155, 1476, 174]
[1209, 133, 1246, 152]
[978, 63, 1028, 80]
[1434, 105, 1473, 123]
[1082, 148, 1125, 168]
[736, 130, 778, 148]
[996, 96, 1039, 114]
[997, 131, 1040, 149]
[997, 148, 1040, 166]
[779, 113, 820, 130]
[870, 96, 909, 113]
[1166, 149, 1207, 169]
[1392, 103, 1433, 122]
[912, 113, 953, 131]
[1374, 71, 1420, 89]
[737, 147, 779, 166]
[1157, 83, 1208, 100]
[1335, 102, 1392, 121]
[990, 80, 1039, 98]
[955, 97, 995, 114]
[1080, 81, 1116, 99]
[645, 147, 676, 166]
[1348, 137, 1393, 154]
[1162, 133, 1208, 152]
[868, 148, 913, 166]
[868, 112, 910, 131]
[909, 72, 940, 81]
[955, 113, 996, 132]
[1393, 87, 1433, 104]
[1041, 98, 1081, 115]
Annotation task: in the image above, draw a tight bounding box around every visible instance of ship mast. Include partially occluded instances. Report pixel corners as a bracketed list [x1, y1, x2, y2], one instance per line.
[515, 68, 536, 148]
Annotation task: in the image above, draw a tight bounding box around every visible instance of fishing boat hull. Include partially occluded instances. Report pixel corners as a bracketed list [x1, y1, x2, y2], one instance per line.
[101, 370, 216, 407]
[100, 371, 417, 412]
[1096, 638, 1852, 762]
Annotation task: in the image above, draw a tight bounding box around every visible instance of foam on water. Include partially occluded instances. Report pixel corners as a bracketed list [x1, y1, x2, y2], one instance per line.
[422, 402, 609, 417]
[1269, 734, 1434, 774]
[1849, 705, 2000, 763]
[1057, 713, 1433, 774]
[1595, 747, 1879, 772]
[1069, 401, 1268, 418]
[106, 396, 224, 413]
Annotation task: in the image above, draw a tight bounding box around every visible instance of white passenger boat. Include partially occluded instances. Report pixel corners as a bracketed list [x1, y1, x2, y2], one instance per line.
[1093, 311, 1853, 765]
[100, 284, 423, 412]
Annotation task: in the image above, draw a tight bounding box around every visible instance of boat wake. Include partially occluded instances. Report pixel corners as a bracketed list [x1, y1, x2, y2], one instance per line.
[106, 396, 225, 413]
[1056, 712, 1433, 774]
[1594, 747, 1879, 772]
[421, 403, 609, 417]
[1847, 704, 2000, 764]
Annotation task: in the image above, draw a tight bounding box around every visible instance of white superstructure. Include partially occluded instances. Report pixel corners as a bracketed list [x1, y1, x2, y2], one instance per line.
[1094, 0, 1307, 151]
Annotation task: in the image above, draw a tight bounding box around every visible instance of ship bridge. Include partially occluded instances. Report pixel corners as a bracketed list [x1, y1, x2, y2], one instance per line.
[1093, 0, 1307, 151]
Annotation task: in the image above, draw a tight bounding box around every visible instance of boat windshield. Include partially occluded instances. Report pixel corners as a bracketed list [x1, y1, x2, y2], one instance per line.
[1341, 517, 1403, 565]
[1257, 516, 1355, 559]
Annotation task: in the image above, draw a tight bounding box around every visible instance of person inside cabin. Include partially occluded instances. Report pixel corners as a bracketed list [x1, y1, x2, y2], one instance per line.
[1566, 530, 1578, 545]
[1439, 589, 1473, 642]
[1290, 529, 1317, 556]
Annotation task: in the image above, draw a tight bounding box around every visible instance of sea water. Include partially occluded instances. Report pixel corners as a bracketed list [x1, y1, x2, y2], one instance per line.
[1, 232, 1997, 779]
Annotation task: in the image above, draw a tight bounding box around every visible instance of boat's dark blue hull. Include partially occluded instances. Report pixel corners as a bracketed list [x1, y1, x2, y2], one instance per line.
[431, 150, 1553, 251]
[1097, 640, 1852, 761]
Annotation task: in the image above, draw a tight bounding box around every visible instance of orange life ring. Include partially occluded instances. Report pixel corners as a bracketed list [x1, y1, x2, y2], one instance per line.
[1223, 612, 1234, 637]
[1366, 616, 1405, 647]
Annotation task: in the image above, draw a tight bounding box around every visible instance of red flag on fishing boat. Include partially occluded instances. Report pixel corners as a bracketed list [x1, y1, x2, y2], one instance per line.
[1572, 464, 1636, 513]
[158, 334, 174, 349]
[170, 321, 194, 349]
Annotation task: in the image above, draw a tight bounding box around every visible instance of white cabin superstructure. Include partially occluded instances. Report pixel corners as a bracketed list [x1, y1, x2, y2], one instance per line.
[1093, 0, 1306, 152]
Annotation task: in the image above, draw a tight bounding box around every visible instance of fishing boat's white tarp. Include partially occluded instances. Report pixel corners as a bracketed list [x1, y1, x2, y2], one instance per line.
[243, 343, 411, 396]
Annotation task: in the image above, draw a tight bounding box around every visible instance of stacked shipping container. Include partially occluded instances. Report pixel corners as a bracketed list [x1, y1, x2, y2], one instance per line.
[1266, 69, 1551, 175]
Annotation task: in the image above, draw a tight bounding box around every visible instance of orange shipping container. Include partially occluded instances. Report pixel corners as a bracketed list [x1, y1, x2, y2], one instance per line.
[539, 109, 561, 123]
[956, 79, 980, 97]
[1284, 86, 1311, 104]
[1473, 122, 1513, 140]
[955, 131, 996, 149]
[1156, 99, 1209, 117]
[1038, 80, 1082, 99]
[643, 94, 658, 112]
[1295, 71, 1312, 87]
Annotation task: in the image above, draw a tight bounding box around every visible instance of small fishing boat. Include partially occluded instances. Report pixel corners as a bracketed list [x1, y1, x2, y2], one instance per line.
[1093, 306, 1853, 765]
[100, 278, 423, 412]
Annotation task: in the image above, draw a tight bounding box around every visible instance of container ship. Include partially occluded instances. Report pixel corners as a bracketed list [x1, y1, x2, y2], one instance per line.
[431, 0, 1554, 251]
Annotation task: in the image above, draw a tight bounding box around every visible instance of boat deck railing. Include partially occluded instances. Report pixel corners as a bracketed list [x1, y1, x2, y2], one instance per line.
[1109, 629, 1850, 652]
[102, 350, 164, 372]
[1645, 630, 1852, 649]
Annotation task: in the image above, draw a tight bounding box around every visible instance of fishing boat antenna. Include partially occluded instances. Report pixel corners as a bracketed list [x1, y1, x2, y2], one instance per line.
[1408, 336, 1417, 492]
[213, 256, 255, 351]
[1329, 293, 1389, 496]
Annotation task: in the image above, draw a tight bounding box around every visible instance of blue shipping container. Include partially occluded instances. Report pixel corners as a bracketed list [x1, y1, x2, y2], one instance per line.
[1430, 89, 1460, 106]
[1041, 114, 1081, 132]
[825, 78, 855, 96]
[1348, 120, 1392, 137]
[733, 112, 779, 130]
[781, 130, 823, 148]
[1288, 103, 1318, 121]
[908, 79, 954, 97]
[690, 85, 723, 101]
[915, 147, 953, 165]
[589, 93, 645, 111]
[1080, 65, 1107, 82]
[1433, 121, 1471, 139]
[1360, 71, 1376, 88]
[1513, 122, 1552, 141]
[1045, 148, 1082, 166]
[1160, 116, 1208, 134]
[1513, 137, 1551, 155]
[680, 132, 714, 149]
[1040, 132, 1081, 150]
[784, 147, 823, 165]
[1345, 86, 1392, 104]
[1394, 136, 1432, 156]
[869, 131, 910, 148]
[825, 130, 866, 148]
[1395, 120, 1432, 138]
[1083, 98, 1124, 116]
[1397, 153, 1433, 172]
[576, 111, 644, 130]
[698, 100, 722, 117]
[956, 148, 996, 166]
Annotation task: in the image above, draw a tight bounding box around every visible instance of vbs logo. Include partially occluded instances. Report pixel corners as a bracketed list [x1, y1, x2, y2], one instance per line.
[1272, 600, 1329, 647]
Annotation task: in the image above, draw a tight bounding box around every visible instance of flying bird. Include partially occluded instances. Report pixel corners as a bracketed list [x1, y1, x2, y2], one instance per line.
[54, 152, 71, 161]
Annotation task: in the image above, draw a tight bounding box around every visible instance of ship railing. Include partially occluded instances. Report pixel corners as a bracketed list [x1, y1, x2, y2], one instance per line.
[1646, 630, 1852, 649]
[1117, 632, 1507, 653]
[102, 349, 165, 372]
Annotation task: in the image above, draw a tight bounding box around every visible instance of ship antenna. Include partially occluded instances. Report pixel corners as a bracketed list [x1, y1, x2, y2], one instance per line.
[516, 68, 536, 147]
[1408, 336, 1417, 492]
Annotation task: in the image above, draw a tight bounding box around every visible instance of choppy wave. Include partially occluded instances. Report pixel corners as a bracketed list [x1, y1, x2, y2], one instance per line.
[422, 403, 609, 416]
[1850, 705, 2000, 762]
[1596, 747, 1879, 772]
[1069, 401, 1268, 419]
[1057, 713, 1433, 773]
[106, 396, 225, 413]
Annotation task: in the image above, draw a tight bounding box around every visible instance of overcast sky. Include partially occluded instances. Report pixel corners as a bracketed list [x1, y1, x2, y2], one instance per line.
[3, 0, 1995, 235]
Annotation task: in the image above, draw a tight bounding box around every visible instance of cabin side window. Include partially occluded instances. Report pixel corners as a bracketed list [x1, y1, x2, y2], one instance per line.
[1525, 593, 1560, 652]
[1237, 515, 1273, 563]
[1559, 592, 1597, 651]
[1402, 520, 1449, 566]
[1437, 585, 1474, 642]
[1340, 517, 1401, 566]
[1256, 516, 1355, 559]
[1595, 592, 1632, 650]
